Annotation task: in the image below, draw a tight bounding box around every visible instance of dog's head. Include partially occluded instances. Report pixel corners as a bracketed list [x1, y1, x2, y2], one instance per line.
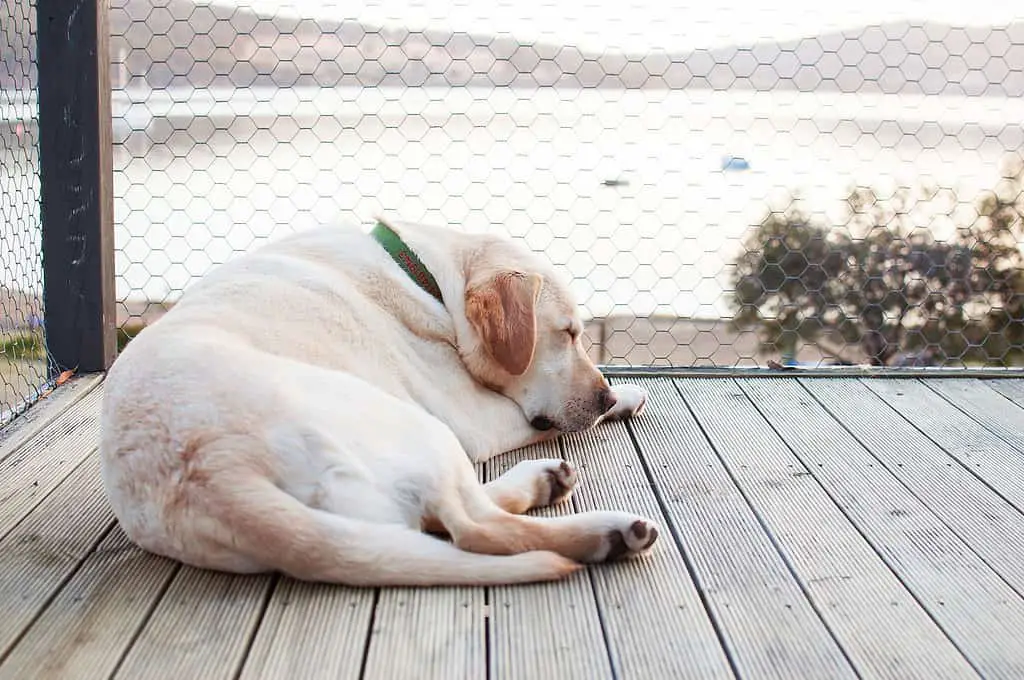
[459, 237, 615, 433]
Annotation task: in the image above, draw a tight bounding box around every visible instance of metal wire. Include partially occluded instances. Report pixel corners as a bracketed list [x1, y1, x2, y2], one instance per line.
[0, 0, 51, 424]
[109, 2, 1024, 370]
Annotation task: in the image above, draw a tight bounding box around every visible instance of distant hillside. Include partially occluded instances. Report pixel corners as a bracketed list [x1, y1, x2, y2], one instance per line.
[0, 287, 40, 331]
[0, 3, 35, 89]
[3, 0, 1022, 98]
[106, 0, 1023, 97]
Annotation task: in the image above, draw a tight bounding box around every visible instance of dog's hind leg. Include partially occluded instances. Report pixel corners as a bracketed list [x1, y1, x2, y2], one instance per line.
[429, 461, 660, 564]
[424, 459, 573, 535]
[180, 467, 581, 587]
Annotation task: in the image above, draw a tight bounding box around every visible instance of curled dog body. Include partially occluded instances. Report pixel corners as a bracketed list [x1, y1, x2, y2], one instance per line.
[100, 217, 656, 586]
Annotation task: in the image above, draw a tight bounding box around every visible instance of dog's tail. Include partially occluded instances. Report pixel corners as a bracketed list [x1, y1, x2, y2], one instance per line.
[190, 474, 580, 587]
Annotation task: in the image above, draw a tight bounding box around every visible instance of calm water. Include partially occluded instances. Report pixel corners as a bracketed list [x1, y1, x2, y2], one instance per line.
[3, 85, 1021, 319]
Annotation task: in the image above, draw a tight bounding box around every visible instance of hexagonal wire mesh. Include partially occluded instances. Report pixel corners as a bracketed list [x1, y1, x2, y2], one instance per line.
[0, 0, 51, 422]
[110, 1, 1024, 369]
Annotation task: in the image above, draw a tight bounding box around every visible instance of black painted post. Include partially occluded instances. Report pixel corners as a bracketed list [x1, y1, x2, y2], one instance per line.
[37, 0, 116, 374]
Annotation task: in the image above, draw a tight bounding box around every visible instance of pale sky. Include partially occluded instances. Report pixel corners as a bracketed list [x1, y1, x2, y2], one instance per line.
[236, 0, 1022, 52]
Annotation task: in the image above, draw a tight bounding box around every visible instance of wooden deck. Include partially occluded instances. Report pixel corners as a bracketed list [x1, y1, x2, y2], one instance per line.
[2, 373, 1024, 679]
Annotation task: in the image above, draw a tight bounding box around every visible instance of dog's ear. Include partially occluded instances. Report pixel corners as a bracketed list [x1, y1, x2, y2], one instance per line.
[465, 272, 543, 376]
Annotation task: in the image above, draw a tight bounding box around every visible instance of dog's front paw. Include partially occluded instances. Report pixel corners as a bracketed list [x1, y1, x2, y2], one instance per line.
[499, 458, 579, 510]
[604, 384, 648, 421]
[540, 459, 579, 506]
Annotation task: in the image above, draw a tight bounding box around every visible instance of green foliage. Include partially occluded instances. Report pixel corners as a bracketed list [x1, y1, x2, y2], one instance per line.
[117, 321, 147, 352]
[0, 331, 46, 361]
[0, 323, 148, 363]
[732, 156, 1024, 366]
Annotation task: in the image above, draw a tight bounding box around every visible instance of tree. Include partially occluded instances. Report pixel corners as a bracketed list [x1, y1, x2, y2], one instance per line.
[975, 156, 1024, 358]
[731, 158, 1024, 367]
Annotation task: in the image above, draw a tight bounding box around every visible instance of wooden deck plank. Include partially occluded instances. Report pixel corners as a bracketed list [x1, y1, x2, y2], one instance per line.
[0, 374, 103, 465]
[565, 399, 736, 680]
[801, 378, 1024, 594]
[624, 377, 855, 680]
[864, 379, 1024, 514]
[239, 579, 374, 680]
[360, 587, 485, 680]
[923, 379, 1024, 454]
[485, 440, 613, 680]
[0, 528, 177, 680]
[735, 378, 983, 679]
[113, 568, 273, 680]
[0, 454, 115, 660]
[0, 384, 104, 540]
[985, 378, 1024, 408]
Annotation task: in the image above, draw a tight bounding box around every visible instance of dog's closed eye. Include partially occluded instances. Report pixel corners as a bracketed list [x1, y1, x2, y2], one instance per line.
[560, 319, 581, 342]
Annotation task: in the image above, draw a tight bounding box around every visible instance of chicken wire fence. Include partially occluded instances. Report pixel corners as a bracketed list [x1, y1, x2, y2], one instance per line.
[0, 0, 50, 422]
[110, 1, 1024, 369]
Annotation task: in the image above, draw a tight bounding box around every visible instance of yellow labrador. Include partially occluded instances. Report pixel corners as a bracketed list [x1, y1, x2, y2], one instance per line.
[100, 217, 658, 586]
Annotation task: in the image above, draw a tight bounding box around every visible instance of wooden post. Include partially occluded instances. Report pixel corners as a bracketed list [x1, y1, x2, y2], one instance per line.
[37, 0, 117, 374]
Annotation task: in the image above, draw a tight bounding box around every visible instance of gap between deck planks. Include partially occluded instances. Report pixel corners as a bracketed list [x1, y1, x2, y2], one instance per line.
[0, 455, 116, 662]
[986, 378, 1024, 408]
[239, 578, 373, 680]
[0, 528, 178, 680]
[0, 375, 115, 668]
[112, 567, 273, 680]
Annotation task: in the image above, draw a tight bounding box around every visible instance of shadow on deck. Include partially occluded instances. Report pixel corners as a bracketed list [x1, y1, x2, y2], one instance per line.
[1, 371, 1024, 679]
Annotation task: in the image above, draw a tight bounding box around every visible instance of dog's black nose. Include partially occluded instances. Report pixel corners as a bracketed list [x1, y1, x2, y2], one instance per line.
[531, 416, 555, 431]
[600, 388, 618, 413]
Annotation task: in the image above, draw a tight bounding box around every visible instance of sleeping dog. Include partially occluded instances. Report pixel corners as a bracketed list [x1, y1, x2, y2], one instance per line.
[100, 217, 658, 586]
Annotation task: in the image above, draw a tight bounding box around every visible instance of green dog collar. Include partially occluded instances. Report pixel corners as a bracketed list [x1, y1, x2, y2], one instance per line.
[370, 221, 444, 304]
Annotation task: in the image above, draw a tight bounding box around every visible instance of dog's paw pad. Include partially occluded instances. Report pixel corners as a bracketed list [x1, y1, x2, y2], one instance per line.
[543, 460, 578, 506]
[602, 518, 660, 561]
[501, 458, 579, 510]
